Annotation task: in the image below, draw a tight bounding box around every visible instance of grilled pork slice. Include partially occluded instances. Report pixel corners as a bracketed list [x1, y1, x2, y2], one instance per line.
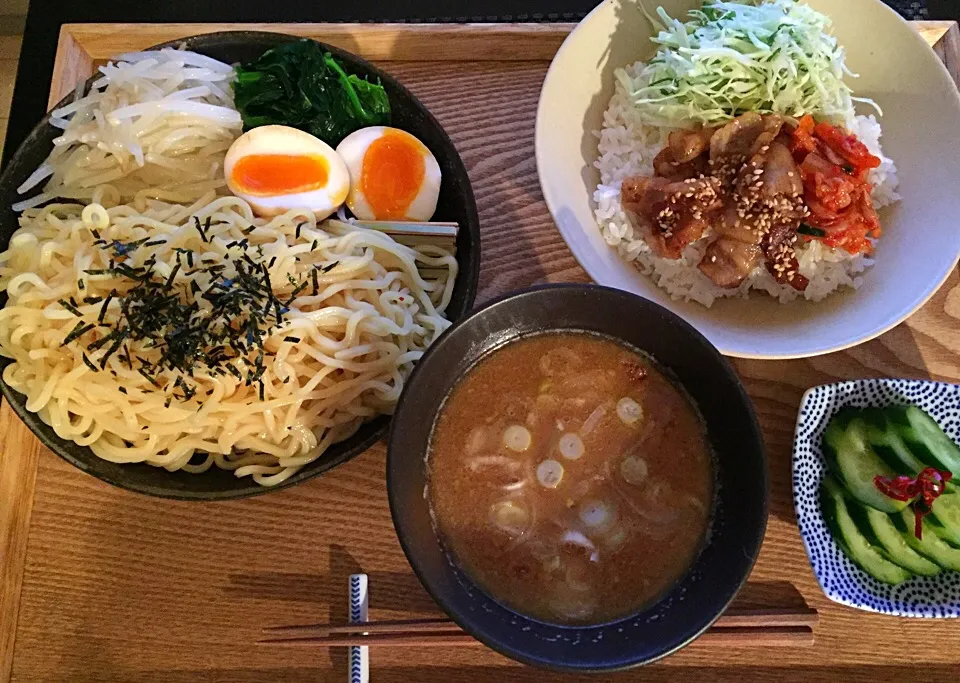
[621, 176, 722, 259]
[652, 128, 715, 180]
[698, 141, 804, 288]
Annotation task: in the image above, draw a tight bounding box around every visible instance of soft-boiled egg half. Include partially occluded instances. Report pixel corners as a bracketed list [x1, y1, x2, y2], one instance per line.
[336, 127, 441, 221]
[224, 125, 350, 219]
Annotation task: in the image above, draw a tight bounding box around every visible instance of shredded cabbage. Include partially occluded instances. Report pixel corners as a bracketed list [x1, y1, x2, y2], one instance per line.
[618, 0, 878, 127]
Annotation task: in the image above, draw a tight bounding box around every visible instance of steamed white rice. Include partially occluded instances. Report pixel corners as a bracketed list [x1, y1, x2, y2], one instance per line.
[593, 60, 900, 307]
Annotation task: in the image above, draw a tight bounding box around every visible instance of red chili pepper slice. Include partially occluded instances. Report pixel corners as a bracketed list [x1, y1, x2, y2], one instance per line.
[873, 474, 920, 501]
[874, 467, 952, 539]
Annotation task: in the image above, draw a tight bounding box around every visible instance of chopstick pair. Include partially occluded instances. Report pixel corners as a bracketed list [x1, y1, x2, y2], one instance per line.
[259, 607, 819, 649]
[331, 219, 459, 249]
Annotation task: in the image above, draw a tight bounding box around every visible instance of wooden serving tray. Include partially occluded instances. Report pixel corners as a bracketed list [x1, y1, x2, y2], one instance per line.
[1, 20, 959, 683]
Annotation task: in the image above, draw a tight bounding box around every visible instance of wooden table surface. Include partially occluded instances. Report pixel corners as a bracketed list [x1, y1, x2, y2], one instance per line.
[1, 21, 959, 683]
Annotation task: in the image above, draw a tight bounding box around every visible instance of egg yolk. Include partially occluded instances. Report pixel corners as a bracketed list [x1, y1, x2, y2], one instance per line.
[360, 131, 426, 219]
[231, 154, 329, 196]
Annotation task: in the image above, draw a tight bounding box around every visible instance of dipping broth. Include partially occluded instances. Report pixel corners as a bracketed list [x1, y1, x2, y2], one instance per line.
[427, 333, 713, 625]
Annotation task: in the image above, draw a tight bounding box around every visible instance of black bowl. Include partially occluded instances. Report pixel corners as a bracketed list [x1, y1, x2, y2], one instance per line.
[0, 32, 480, 500]
[387, 284, 767, 672]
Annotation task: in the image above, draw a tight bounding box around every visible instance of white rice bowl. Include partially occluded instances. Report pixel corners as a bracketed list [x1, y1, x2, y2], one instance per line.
[536, 0, 960, 359]
[592, 59, 901, 308]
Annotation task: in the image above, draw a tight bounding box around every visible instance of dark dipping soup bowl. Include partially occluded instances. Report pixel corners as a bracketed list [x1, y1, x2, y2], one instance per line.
[387, 284, 767, 672]
[0, 31, 480, 500]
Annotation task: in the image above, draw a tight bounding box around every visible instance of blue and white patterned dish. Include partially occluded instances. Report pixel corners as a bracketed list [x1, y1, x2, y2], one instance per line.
[794, 378, 960, 618]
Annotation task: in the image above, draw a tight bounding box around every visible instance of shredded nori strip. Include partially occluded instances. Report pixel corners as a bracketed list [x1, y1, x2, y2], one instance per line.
[62, 322, 95, 346]
[165, 262, 181, 288]
[87, 331, 116, 352]
[285, 279, 309, 305]
[82, 353, 98, 372]
[58, 299, 82, 316]
[98, 290, 116, 324]
[284, 336, 301, 343]
[100, 336, 124, 369]
[194, 216, 209, 242]
[71, 230, 309, 403]
[138, 367, 161, 387]
[107, 237, 150, 257]
[321, 262, 338, 273]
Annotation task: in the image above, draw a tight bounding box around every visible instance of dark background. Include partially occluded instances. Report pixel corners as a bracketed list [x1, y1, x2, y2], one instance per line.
[2, 0, 956, 166]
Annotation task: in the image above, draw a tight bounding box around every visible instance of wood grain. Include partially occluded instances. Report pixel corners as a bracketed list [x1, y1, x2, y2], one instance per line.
[918, 20, 960, 87]
[47, 27, 94, 110]
[44, 22, 575, 107]
[1, 20, 958, 683]
[0, 404, 42, 683]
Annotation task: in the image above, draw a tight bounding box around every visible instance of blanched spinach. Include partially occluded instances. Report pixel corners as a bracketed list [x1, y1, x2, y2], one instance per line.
[233, 40, 391, 146]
